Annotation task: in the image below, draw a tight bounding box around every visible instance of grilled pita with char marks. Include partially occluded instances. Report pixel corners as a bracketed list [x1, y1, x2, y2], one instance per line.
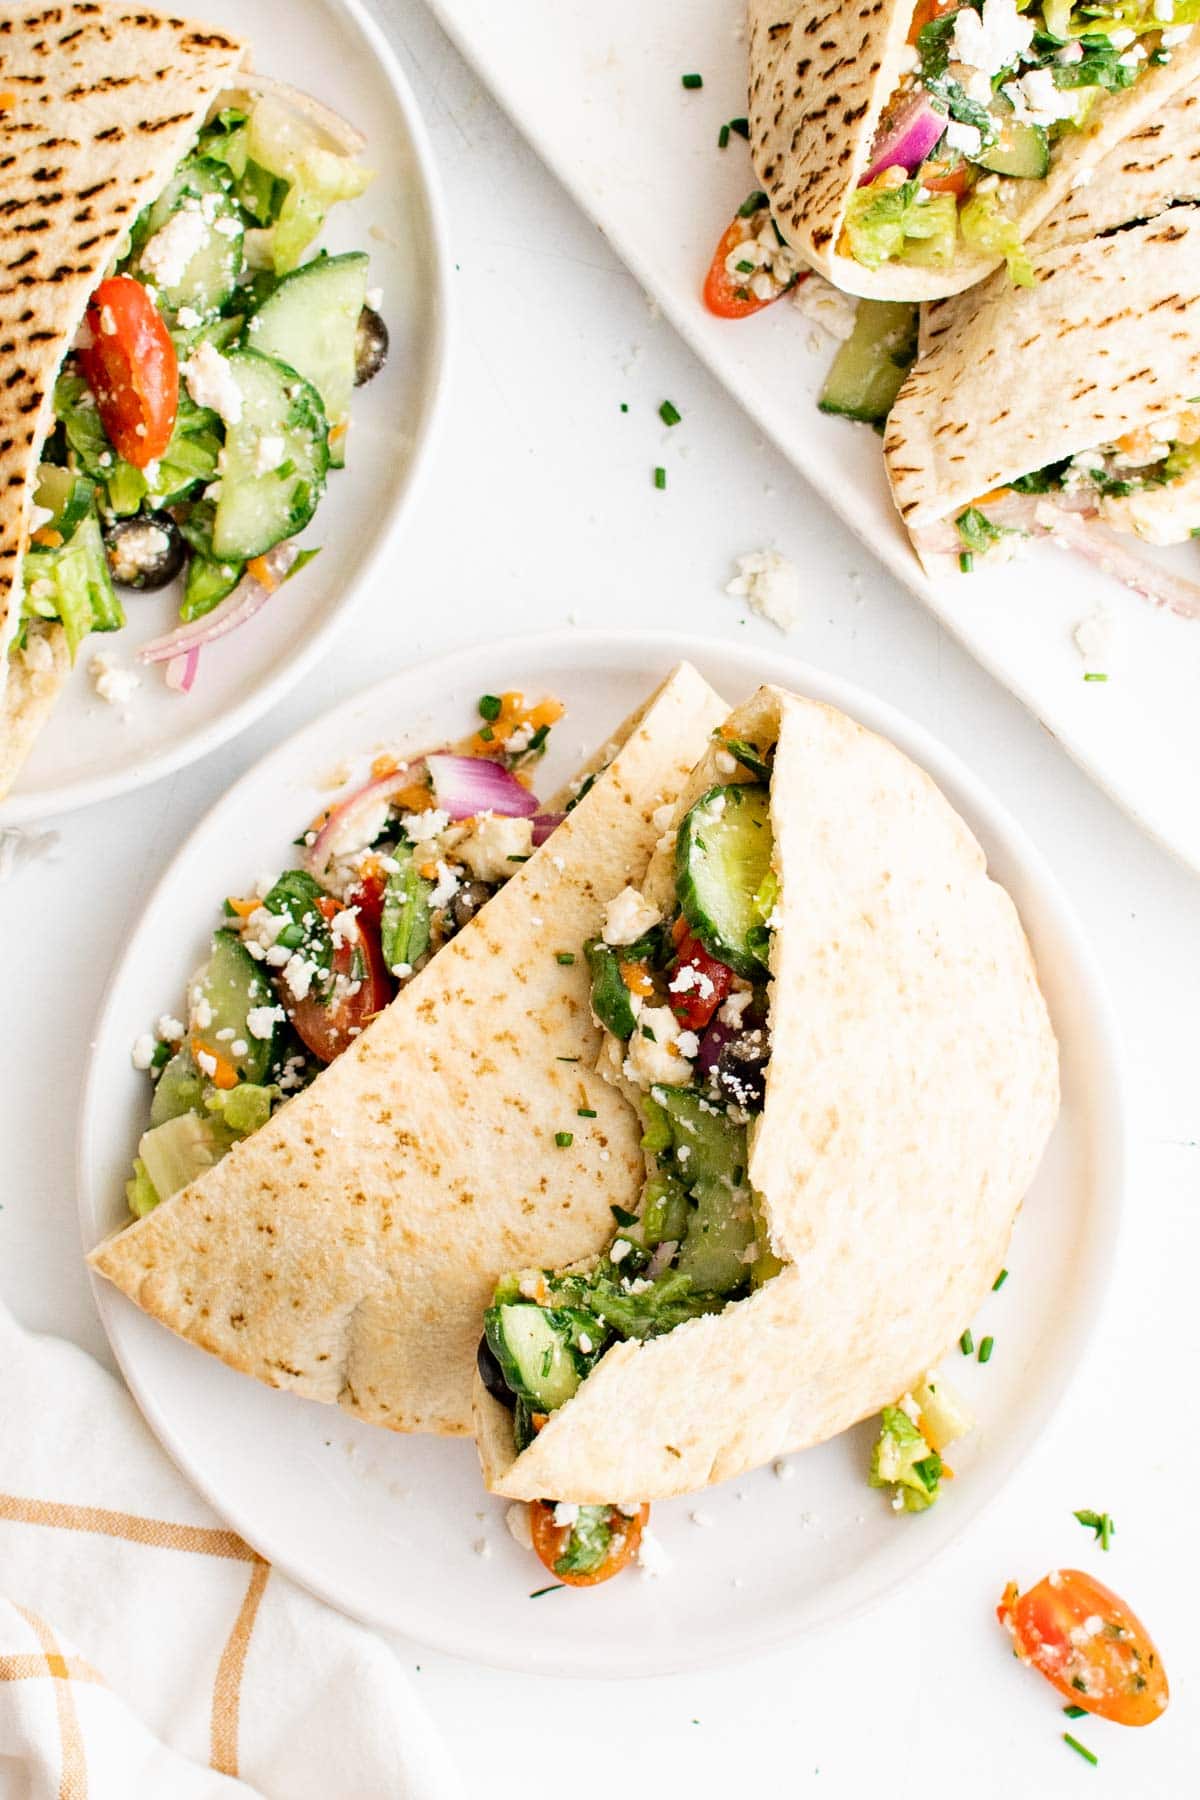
[0, 2, 247, 794]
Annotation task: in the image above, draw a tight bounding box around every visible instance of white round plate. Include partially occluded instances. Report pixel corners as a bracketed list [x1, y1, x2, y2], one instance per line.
[79, 630, 1124, 1676]
[0, 0, 450, 827]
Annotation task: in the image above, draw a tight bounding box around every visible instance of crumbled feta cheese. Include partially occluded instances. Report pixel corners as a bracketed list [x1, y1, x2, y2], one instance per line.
[175, 305, 202, 330]
[791, 271, 857, 341]
[246, 1004, 285, 1040]
[190, 993, 213, 1031]
[714, 749, 738, 777]
[552, 1502, 580, 1528]
[457, 814, 533, 883]
[427, 861, 460, 909]
[717, 989, 754, 1027]
[1074, 606, 1121, 675]
[945, 119, 983, 156]
[156, 1014, 186, 1043]
[28, 502, 54, 533]
[609, 1238, 633, 1265]
[623, 1005, 695, 1088]
[131, 1033, 157, 1070]
[195, 1049, 217, 1077]
[636, 1527, 672, 1577]
[140, 203, 209, 289]
[578, 1333, 593, 1354]
[329, 908, 360, 948]
[1014, 66, 1083, 125]
[253, 433, 286, 477]
[183, 340, 243, 426]
[400, 807, 450, 844]
[213, 214, 242, 239]
[88, 652, 140, 708]
[601, 885, 660, 946]
[1107, 24, 1136, 45]
[505, 1502, 533, 1550]
[675, 1029, 700, 1059]
[282, 953, 320, 1002]
[669, 962, 714, 999]
[725, 549, 800, 633]
[950, 0, 1034, 77]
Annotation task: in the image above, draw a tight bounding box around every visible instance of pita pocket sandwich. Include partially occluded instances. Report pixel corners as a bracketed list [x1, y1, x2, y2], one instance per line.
[885, 204, 1200, 615]
[747, 0, 1200, 300]
[88, 663, 730, 1437]
[475, 686, 1058, 1505]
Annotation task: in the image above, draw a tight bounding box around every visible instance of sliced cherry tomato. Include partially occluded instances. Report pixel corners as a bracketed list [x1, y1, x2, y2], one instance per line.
[908, 0, 960, 42]
[998, 1570, 1169, 1727]
[703, 209, 808, 319]
[76, 275, 177, 468]
[668, 929, 736, 1031]
[282, 906, 391, 1064]
[346, 864, 387, 931]
[529, 1501, 650, 1588]
[916, 154, 971, 198]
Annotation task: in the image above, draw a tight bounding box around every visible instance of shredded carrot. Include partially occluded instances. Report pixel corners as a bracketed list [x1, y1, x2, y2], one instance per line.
[418, 860, 438, 880]
[329, 421, 348, 443]
[619, 962, 654, 997]
[971, 488, 1010, 509]
[225, 895, 258, 920]
[316, 895, 339, 922]
[370, 753, 399, 779]
[941, 1464, 955, 1481]
[307, 807, 330, 835]
[531, 1413, 549, 1433]
[391, 782, 432, 813]
[525, 697, 565, 730]
[246, 554, 279, 593]
[191, 1038, 238, 1090]
[30, 526, 63, 549]
[671, 915, 689, 946]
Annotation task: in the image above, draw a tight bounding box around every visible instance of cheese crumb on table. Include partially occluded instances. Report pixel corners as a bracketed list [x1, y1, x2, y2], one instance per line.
[725, 550, 800, 634]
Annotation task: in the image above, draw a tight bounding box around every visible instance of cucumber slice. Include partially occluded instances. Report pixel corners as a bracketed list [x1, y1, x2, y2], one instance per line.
[483, 1304, 592, 1412]
[676, 782, 773, 977]
[380, 846, 432, 973]
[248, 252, 369, 468]
[149, 1048, 205, 1128]
[818, 300, 918, 426]
[640, 1170, 689, 1245]
[586, 938, 638, 1039]
[652, 1086, 747, 1188]
[673, 1174, 755, 1296]
[33, 464, 94, 541]
[974, 121, 1049, 180]
[194, 928, 279, 1083]
[211, 350, 329, 561]
[137, 159, 244, 318]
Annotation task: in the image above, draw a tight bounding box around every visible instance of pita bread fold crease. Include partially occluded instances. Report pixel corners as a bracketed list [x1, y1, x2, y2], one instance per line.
[747, 0, 1200, 300]
[89, 663, 729, 1437]
[476, 686, 1058, 1504]
[884, 206, 1200, 554]
[0, 2, 249, 793]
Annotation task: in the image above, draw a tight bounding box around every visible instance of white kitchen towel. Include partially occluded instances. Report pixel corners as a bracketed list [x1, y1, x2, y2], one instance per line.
[0, 1305, 460, 1800]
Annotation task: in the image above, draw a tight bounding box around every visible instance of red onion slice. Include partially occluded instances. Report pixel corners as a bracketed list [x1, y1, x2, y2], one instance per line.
[164, 646, 199, 693]
[696, 1015, 736, 1078]
[861, 94, 947, 185]
[427, 753, 540, 821]
[645, 1240, 678, 1280]
[1037, 509, 1200, 620]
[532, 812, 565, 846]
[138, 543, 298, 668]
[306, 763, 428, 880]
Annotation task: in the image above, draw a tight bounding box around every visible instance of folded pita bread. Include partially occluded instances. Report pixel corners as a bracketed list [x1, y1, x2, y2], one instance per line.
[475, 686, 1058, 1503]
[1028, 84, 1200, 253]
[885, 206, 1200, 569]
[0, 3, 249, 795]
[89, 664, 729, 1436]
[748, 0, 1200, 300]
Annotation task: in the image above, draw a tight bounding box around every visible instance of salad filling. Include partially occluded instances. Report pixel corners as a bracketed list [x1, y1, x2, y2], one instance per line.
[479, 737, 783, 1584]
[18, 86, 386, 692]
[126, 691, 564, 1218]
[844, 0, 1193, 279]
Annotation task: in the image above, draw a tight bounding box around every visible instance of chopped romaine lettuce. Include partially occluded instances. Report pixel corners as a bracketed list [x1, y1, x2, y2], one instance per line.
[844, 179, 957, 273]
[205, 1082, 278, 1135]
[960, 192, 1036, 286]
[245, 95, 373, 274]
[126, 1157, 161, 1219]
[869, 1405, 944, 1513]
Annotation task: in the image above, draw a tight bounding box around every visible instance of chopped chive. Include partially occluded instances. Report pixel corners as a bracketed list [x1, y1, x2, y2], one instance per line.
[1083, 672, 1108, 682]
[729, 116, 750, 139]
[506, 853, 530, 863]
[525, 723, 550, 755]
[611, 1205, 638, 1226]
[654, 466, 667, 490]
[577, 1107, 597, 1118]
[1063, 1734, 1098, 1768]
[530, 1583, 565, 1598]
[993, 1268, 1009, 1290]
[556, 1056, 579, 1063]
[1063, 1705, 1088, 1720]
[681, 72, 703, 89]
[1074, 1509, 1115, 1550]
[959, 1329, 974, 1356]
[959, 551, 974, 574]
[735, 258, 756, 273]
[718, 122, 730, 148]
[620, 401, 628, 413]
[478, 725, 495, 742]
[738, 190, 768, 217]
[660, 400, 682, 427]
[478, 693, 502, 721]
[978, 1336, 994, 1364]
[555, 1132, 574, 1148]
[733, 286, 751, 301]
[555, 952, 575, 965]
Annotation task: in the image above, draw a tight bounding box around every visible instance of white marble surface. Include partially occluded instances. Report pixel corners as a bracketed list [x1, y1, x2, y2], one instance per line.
[2, 1, 1197, 1792]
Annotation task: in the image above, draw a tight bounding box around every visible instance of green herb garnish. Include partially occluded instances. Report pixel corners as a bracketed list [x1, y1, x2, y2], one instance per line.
[555, 1131, 574, 1148]
[993, 1268, 1009, 1290]
[478, 694, 502, 721]
[555, 951, 575, 965]
[660, 400, 682, 426]
[681, 72, 703, 89]
[654, 466, 667, 490]
[1063, 1734, 1098, 1768]
[978, 1336, 994, 1364]
[1074, 1509, 1115, 1551]
[959, 1329, 974, 1356]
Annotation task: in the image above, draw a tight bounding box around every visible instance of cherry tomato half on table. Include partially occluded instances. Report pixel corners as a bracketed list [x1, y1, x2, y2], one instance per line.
[283, 897, 391, 1065]
[529, 1502, 650, 1588]
[998, 1569, 1169, 1726]
[76, 276, 178, 469]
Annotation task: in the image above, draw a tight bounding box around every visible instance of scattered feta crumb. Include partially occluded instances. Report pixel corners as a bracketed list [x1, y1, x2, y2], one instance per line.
[473, 1537, 492, 1559]
[553, 1502, 580, 1528]
[772, 1458, 794, 1480]
[140, 203, 209, 289]
[131, 1033, 157, 1070]
[156, 1014, 185, 1043]
[195, 1049, 217, 1077]
[791, 271, 857, 341]
[725, 549, 800, 633]
[89, 652, 140, 708]
[183, 339, 243, 426]
[246, 1004, 285, 1040]
[253, 433, 286, 476]
[457, 814, 533, 883]
[637, 1527, 672, 1577]
[1074, 606, 1121, 677]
